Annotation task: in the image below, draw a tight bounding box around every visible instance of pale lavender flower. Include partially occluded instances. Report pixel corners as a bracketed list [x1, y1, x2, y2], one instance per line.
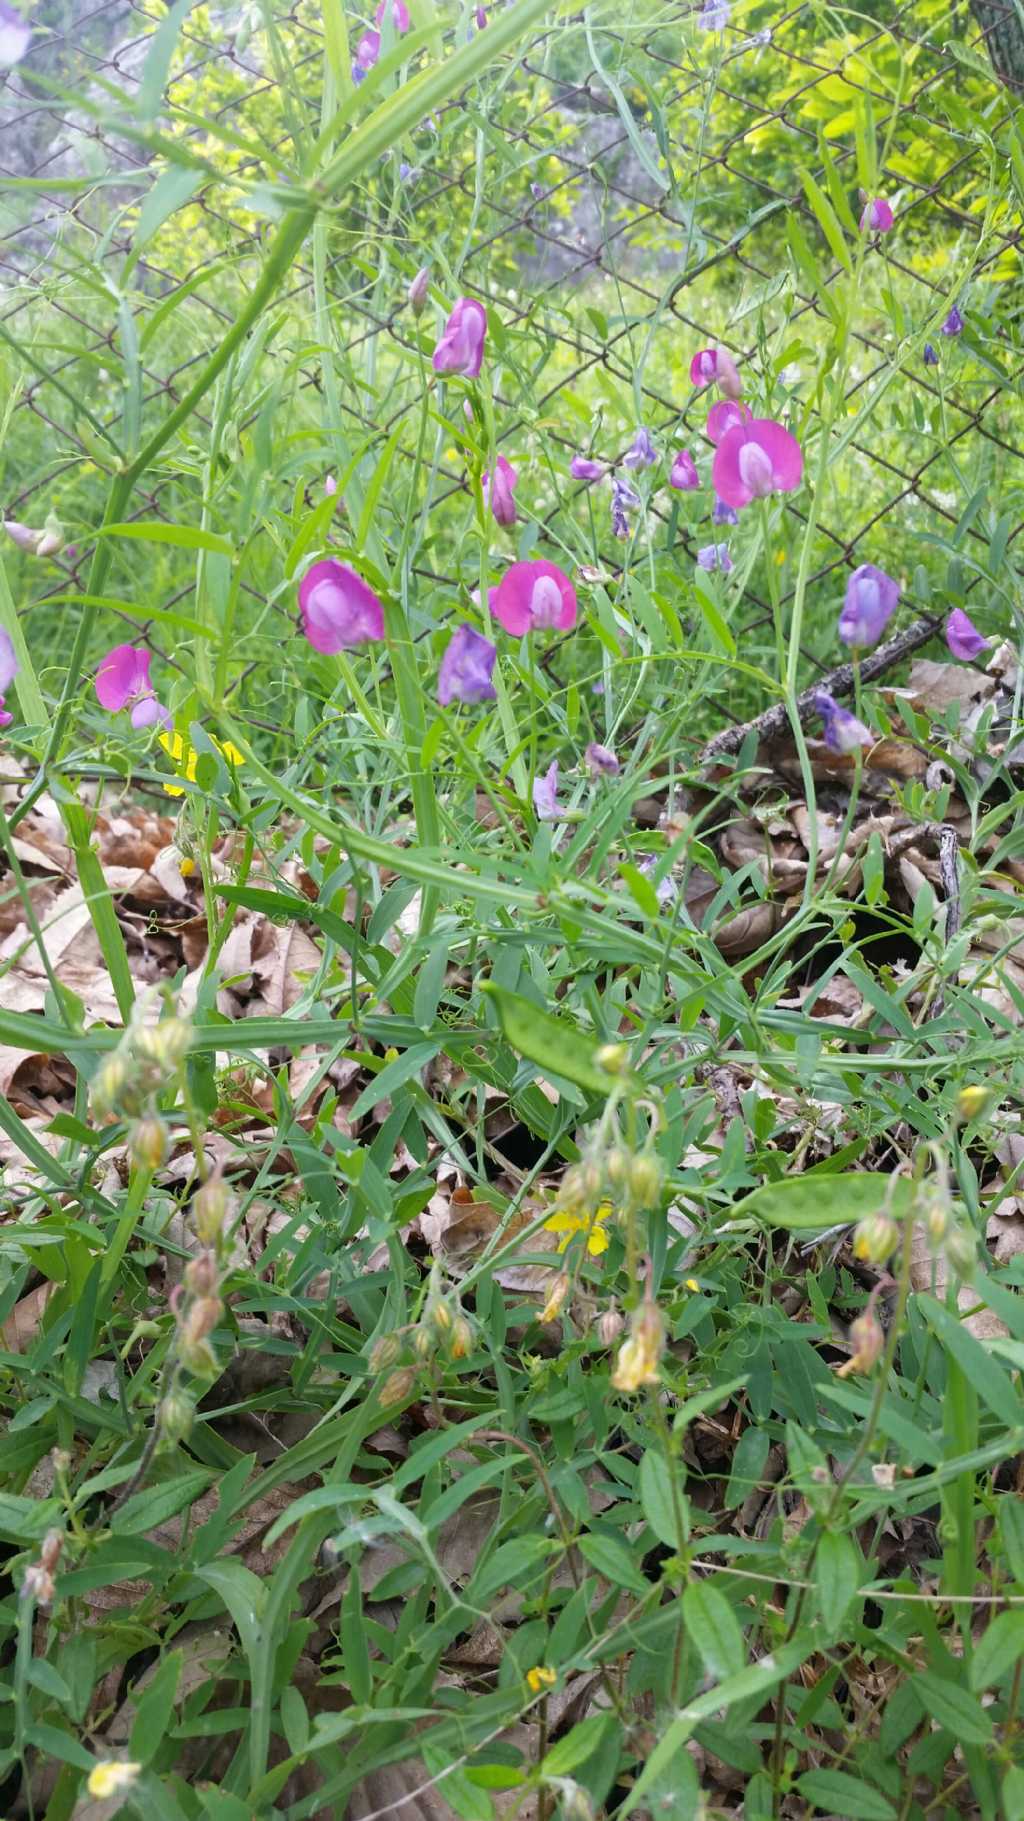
[585, 742, 620, 776]
[571, 455, 604, 482]
[945, 609, 989, 662]
[838, 564, 900, 648]
[712, 494, 738, 526]
[623, 428, 657, 470]
[408, 267, 430, 314]
[611, 475, 640, 539]
[438, 625, 497, 705]
[0, 0, 32, 64]
[697, 543, 732, 572]
[533, 761, 561, 820]
[816, 690, 873, 754]
[697, 0, 730, 28]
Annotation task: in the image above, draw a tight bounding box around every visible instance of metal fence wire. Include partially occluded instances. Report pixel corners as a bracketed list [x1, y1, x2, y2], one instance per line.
[0, 0, 1022, 748]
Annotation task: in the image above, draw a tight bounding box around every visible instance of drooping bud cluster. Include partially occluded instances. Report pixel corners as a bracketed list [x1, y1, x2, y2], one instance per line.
[366, 1264, 477, 1405]
[21, 1528, 62, 1606]
[91, 994, 193, 1181]
[837, 1310, 885, 1378]
[852, 1211, 899, 1265]
[611, 1296, 665, 1393]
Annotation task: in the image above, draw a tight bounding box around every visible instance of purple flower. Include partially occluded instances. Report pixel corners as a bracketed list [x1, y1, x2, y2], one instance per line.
[475, 4, 487, 25]
[923, 343, 939, 367]
[324, 474, 337, 497]
[945, 609, 989, 662]
[484, 454, 518, 527]
[585, 742, 620, 775]
[815, 690, 873, 754]
[298, 560, 385, 653]
[95, 644, 172, 731]
[355, 29, 380, 69]
[0, 0, 31, 64]
[712, 417, 803, 509]
[623, 428, 657, 470]
[697, 0, 730, 28]
[706, 399, 751, 445]
[860, 197, 894, 233]
[942, 305, 964, 337]
[533, 761, 561, 820]
[570, 455, 604, 482]
[438, 625, 497, 705]
[408, 267, 430, 314]
[351, 60, 367, 83]
[432, 298, 488, 378]
[712, 494, 738, 525]
[0, 626, 18, 729]
[398, 161, 412, 181]
[838, 564, 900, 649]
[669, 449, 699, 491]
[690, 347, 742, 401]
[697, 543, 732, 573]
[376, 0, 410, 26]
[638, 857, 677, 906]
[611, 474, 640, 539]
[493, 560, 576, 635]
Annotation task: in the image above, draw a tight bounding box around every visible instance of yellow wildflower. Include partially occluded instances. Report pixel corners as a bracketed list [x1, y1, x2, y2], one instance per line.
[526, 1665, 557, 1693]
[956, 1084, 989, 1123]
[159, 730, 244, 797]
[87, 1762, 142, 1800]
[544, 1200, 611, 1257]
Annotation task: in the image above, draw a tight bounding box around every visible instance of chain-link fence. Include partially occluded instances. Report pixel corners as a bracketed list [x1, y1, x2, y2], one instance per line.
[1, 0, 1022, 752]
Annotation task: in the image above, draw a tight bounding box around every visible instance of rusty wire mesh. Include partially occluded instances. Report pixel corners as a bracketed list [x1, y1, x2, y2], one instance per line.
[0, 0, 1022, 747]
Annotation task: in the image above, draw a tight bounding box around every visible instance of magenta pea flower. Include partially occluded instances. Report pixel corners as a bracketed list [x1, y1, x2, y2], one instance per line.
[697, 543, 732, 573]
[623, 428, 657, 470]
[690, 347, 742, 401]
[432, 298, 487, 378]
[438, 625, 497, 705]
[942, 304, 964, 337]
[484, 455, 517, 527]
[95, 644, 172, 731]
[493, 560, 576, 635]
[585, 742, 620, 776]
[838, 563, 900, 649]
[816, 690, 873, 754]
[923, 343, 939, 367]
[706, 399, 751, 445]
[0, 626, 18, 729]
[0, 0, 31, 64]
[354, 29, 380, 71]
[376, 0, 410, 27]
[669, 450, 699, 491]
[408, 267, 430, 315]
[712, 417, 803, 509]
[860, 197, 894, 233]
[571, 455, 604, 482]
[533, 761, 561, 820]
[946, 609, 989, 662]
[299, 559, 385, 653]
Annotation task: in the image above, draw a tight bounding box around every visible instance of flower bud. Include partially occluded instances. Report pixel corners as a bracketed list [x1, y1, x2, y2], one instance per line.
[380, 1366, 417, 1405]
[181, 1296, 222, 1348]
[160, 1388, 194, 1442]
[136, 1015, 192, 1072]
[596, 1042, 628, 1074]
[431, 1298, 452, 1333]
[91, 1051, 130, 1116]
[597, 1305, 624, 1346]
[628, 1152, 663, 1208]
[130, 1116, 167, 1172]
[408, 266, 430, 314]
[837, 1311, 885, 1377]
[558, 1165, 588, 1211]
[852, 1212, 898, 1264]
[35, 529, 63, 558]
[369, 1333, 401, 1372]
[194, 1170, 232, 1244]
[945, 1224, 977, 1281]
[184, 1249, 218, 1298]
[923, 1191, 950, 1245]
[956, 1084, 990, 1123]
[540, 1271, 570, 1324]
[3, 520, 43, 553]
[450, 1315, 474, 1359]
[413, 1325, 434, 1361]
[604, 1146, 631, 1187]
[39, 1530, 63, 1573]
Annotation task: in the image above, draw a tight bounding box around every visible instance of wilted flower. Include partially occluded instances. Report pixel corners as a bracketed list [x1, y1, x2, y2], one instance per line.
[815, 689, 873, 754]
[690, 346, 742, 400]
[570, 454, 604, 481]
[3, 517, 62, 557]
[438, 624, 497, 705]
[95, 644, 172, 731]
[923, 343, 939, 367]
[712, 494, 738, 525]
[0, 626, 18, 730]
[483, 454, 517, 526]
[712, 417, 803, 508]
[942, 304, 964, 337]
[432, 297, 488, 378]
[298, 559, 385, 652]
[838, 563, 900, 648]
[533, 760, 561, 821]
[946, 608, 989, 662]
[611, 474, 640, 538]
[597, 1305, 624, 1345]
[697, 0, 730, 28]
[623, 427, 657, 469]
[706, 399, 751, 444]
[493, 559, 576, 634]
[0, 1, 31, 65]
[669, 449, 699, 490]
[408, 266, 429, 314]
[696, 542, 732, 573]
[836, 1311, 885, 1377]
[87, 1764, 142, 1802]
[540, 1270, 571, 1323]
[585, 741, 620, 776]
[860, 197, 894, 232]
[611, 1297, 664, 1392]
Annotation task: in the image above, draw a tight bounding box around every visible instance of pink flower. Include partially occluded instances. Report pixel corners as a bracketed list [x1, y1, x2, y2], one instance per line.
[0, 1, 31, 65]
[432, 298, 487, 378]
[585, 742, 619, 775]
[355, 29, 380, 69]
[408, 267, 430, 314]
[689, 347, 742, 401]
[533, 761, 561, 820]
[298, 560, 385, 652]
[484, 455, 518, 527]
[493, 560, 576, 635]
[570, 455, 604, 482]
[839, 564, 899, 648]
[860, 197, 894, 233]
[669, 450, 699, 491]
[706, 400, 751, 445]
[712, 417, 803, 509]
[438, 625, 497, 704]
[324, 474, 337, 497]
[946, 609, 989, 662]
[0, 626, 18, 728]
[95, 644, 172, 730]
[375, 0, 410, 27]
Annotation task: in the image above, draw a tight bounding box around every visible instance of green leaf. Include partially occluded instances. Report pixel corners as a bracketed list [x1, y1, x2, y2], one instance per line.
[578, 1532, 650, 1594]
[917, 1295, 1022, 1431]
[94, 521, 234, 557]
[724, 1426, 769, 1510]
[816, 1532, 862, 1635]
[682, 1580, 745, 1681]
[639, 1449, 686, 1550]
[131, 1651, 183, 1763]
[911, 1671, 993, 1744]
[196, 1560, 267, 1663]
[541, 1713, 614, 1777]
[112, 1470, 214, 1536]
[969, 1611, 1024, 1691]
[796, 1770, 895, 1818]
[137, 0, 197, 119]
[0, 1494, 64, 1541]
[800, 170, 852, 272]
[480, 982, 641, 1097]
[1003, 1765, 1024, 1821]
[732, 1174, 917, 1233]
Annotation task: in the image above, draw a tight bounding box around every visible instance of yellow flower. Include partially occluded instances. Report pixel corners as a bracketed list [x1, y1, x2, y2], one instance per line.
[544, 1200, 610, 1257]
[159, 731, 244, 797]
[611, 1299, 664, 1393]
[956, 1084, 989, 1123]
[87, 1761, 142, 1800]
[526, 1665, 557, 1693]
[684, 1278, 701, 1294]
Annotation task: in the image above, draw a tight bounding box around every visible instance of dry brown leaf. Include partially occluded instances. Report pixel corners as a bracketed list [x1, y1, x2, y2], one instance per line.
[886, 659, 994, 716]
[2, 1279, 57, 1351]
